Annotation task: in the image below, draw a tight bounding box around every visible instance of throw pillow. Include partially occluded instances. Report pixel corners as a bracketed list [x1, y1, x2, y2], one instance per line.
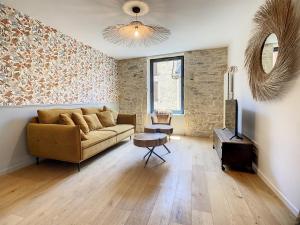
[59, 114, 88, 140]
[97, 111, 116, 127]
[103, 106, 119, 122]
[83, 114, 103, 130]
[80, 130, 88, 141]
[59, 114, 75, 126]
[72, 112, 90, 134]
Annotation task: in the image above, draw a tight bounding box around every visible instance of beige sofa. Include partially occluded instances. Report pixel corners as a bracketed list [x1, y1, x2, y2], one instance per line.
[27, 107, 136, 170]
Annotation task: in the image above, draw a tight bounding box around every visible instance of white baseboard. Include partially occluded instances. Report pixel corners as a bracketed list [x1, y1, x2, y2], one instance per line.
[253, 164, 299, 216]
[0, 158, 34, 176]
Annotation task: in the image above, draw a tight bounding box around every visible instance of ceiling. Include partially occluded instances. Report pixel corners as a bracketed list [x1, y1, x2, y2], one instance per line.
[2, 0, 263, 59]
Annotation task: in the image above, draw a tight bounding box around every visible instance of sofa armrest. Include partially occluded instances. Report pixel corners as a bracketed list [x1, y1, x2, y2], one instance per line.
[117, 114, 136, 127]
[27, 123, 82, 163]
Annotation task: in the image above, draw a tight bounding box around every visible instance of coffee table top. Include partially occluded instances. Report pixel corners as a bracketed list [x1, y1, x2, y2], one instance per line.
[133, 133, 168, 148]
[144, 124, 173, 134]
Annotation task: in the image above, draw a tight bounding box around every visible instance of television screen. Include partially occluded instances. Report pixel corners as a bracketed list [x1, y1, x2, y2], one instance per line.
[225, 100, 237, 135]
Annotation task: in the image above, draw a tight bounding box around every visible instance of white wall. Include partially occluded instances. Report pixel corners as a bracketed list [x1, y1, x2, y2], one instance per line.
[229, 0, 300, 216]
[0, 103, 118, 175]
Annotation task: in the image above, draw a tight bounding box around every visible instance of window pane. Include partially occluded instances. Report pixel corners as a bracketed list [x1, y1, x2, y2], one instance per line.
[152, 58, 183, 113]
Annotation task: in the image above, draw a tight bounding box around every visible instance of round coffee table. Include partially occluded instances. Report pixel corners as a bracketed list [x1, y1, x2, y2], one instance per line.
[144, 124, 173, 141]
[144, 124, 173, 135]
[133, 133, 168, 167]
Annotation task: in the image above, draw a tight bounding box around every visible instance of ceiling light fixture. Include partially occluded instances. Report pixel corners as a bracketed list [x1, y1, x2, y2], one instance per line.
[102, 1, 171, 47]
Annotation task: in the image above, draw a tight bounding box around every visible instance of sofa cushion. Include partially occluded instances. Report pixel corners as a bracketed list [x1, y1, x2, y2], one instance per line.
[80, 130, 88, 141]
[83, 114, 103, 131]
[81, 130, 116, 149]
[72, 113, 90, 134]
[59, 113, 75, 126]
[38, 108, 82, 124]
[103, 106, 119, 121]
[81, 107, 104, 115]
[100, 124, 134, 134]
[58, 114, 88, 141]
[97, 111, 116, 127]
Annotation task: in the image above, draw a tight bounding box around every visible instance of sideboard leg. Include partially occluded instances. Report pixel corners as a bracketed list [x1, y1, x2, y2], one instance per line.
[222, 165, 225, 171]
[36, 157, 39, 165]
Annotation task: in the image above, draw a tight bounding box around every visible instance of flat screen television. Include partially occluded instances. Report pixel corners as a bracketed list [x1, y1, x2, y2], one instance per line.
[225, 99, 241, 139]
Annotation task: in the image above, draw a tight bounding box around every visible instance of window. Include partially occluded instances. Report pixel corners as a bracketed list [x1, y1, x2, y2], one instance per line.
[150, 56, 184, 114]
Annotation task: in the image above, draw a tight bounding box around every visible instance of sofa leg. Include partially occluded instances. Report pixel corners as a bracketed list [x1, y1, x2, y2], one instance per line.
[130, 135, 132, 140]
[77, 163, 81, 172]
[36, 157, 39, 165]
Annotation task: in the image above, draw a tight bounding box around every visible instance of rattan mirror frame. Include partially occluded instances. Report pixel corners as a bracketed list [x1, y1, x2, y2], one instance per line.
[245, 0, 300, 101]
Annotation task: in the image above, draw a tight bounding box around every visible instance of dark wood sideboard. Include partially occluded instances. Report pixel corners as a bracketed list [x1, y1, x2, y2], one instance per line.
[213, 128, 254, 171]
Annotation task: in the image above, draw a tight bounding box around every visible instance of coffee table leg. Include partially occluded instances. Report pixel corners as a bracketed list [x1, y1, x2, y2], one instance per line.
[152, 151, 166, 162]
[144, 147, 166, 167]
[143, 151, 151, 159]
[163, 144, 171, 153]
[145, 147, 154, 167]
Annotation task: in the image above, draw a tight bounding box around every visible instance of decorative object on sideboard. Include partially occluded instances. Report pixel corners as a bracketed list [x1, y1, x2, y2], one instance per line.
[103, 1, 170, 47]
[225, 66, 238, 100]
[245, 0, 300, 101]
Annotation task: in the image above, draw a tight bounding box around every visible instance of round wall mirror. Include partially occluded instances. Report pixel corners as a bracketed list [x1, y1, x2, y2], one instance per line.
[261, 33, 279, 74]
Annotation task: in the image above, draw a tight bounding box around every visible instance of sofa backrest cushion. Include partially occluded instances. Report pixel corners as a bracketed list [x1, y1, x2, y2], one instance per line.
[97, 111, 116, 127]
[59, 114, 76, 126]
[38, 108, 82, 124]
[103, 106, 119, 122]
[81, 107, 104, 115]
[58, 113, 88, 140]
[83, 114, 103, 130]
[72, 112, 90, 134]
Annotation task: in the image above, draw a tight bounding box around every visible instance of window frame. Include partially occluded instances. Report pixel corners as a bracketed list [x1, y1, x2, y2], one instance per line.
[149, 56, 184, 114]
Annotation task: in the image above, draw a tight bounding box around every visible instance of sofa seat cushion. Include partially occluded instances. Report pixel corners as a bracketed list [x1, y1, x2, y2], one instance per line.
[81, 130, 116, 149]
[100, 124, 134, 134]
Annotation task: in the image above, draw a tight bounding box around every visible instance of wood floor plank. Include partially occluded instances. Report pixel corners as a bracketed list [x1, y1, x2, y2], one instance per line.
[231, 172, 282, 225]
[192, 210, 213, 225]
[124, 184, 160, 225]
[219, 171, 258, 225]
[192, 165, 211, 213]
[205, 171, 231, 225]
[93, 208, 131, 225]
[0, 214, 23, 225]
[147, 181, 177, 225]
[169, 170, 192, 225]
[0, 137, 296, 225]
[245, 173, 295, 225]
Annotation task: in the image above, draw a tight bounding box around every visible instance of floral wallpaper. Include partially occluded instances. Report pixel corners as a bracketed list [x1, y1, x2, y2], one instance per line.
[0, 4, 118, 106]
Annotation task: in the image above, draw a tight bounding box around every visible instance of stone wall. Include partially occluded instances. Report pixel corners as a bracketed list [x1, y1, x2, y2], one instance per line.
[117, 47, 228, 136]
[185, 48, 227, 136]
[0, 4, 118, 106]
[117, 58, 147, 132]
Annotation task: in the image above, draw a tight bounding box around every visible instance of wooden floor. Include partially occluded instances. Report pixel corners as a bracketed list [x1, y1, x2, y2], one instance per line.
[0, 136, 296, 225]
